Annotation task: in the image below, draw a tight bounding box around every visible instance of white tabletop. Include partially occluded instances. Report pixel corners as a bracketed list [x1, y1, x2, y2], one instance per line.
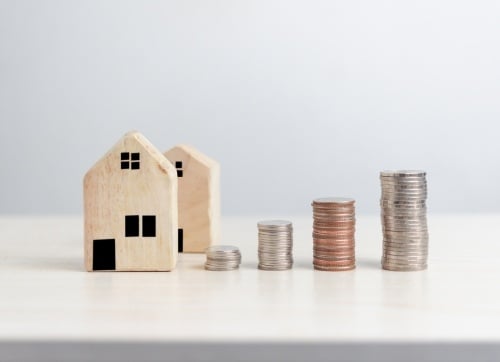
[0, 215, 499, 360]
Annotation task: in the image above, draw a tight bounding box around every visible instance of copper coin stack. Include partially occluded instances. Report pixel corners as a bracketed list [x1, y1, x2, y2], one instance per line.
[312, 197, 356, 271]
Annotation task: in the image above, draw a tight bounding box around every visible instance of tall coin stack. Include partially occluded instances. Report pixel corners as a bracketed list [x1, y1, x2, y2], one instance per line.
[257, 220, 293, 270]
[205, 245, 242, 271]
[380, 170, 428, 271]
[312, 197, 356, 271]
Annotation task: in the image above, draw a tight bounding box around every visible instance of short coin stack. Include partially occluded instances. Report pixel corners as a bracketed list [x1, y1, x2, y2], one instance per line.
[380, 170, 428, 271]
[204, 245, 242, 271]
[257, 220, 293, 270]
[312, 197, 356, 271]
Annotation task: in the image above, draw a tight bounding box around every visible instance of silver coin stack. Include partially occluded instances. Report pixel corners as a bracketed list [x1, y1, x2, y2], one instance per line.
[258, 220, 293, 270]
[205, 245, 242, 271]
[380, 170, 428, 271]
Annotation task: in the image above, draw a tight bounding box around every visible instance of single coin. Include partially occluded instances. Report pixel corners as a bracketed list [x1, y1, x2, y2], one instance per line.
[312, 197, 355, 205]
[380, 170, 426, 178]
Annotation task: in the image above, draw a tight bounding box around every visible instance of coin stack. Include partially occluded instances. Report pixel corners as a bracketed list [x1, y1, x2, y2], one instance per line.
[204, 245, 242, 271]
[257, 220, 293, 270]
[312, 197, 356, 271]
[380, 170, 428, 271]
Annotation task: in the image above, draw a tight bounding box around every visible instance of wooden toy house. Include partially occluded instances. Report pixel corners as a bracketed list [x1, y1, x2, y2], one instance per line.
[84, 132, 178, 271]
[164, 145, 220, 253]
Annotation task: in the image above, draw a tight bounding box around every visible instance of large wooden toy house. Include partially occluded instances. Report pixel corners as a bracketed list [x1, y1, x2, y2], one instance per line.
[164, 145, 220, 253]
[84, 132, 178, 271]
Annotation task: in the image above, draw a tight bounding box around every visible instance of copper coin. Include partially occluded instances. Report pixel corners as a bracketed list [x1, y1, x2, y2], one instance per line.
[314, 254, 355, 261]
[313, 258, 356, 266]
[312, 235, 355, 241]
[313, 241, 355, 247]
[313, 229, 355, 236]
[312, 197, 355, 205]
[313, 246, 355, 252]
[314, 255, 355, 261]
[314, 249, 355, 255]
[314, 264, 355, 270]
[313, 237, 354, 243]
[313, 242, 355, 248]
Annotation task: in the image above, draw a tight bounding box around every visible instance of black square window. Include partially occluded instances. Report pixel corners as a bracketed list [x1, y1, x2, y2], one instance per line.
[125, 215, 140, 237]
[142, 215, 156, 237]
[121, 152, 140, 170]
[175, 161, 183, 177]
[93, 239, 116, 270]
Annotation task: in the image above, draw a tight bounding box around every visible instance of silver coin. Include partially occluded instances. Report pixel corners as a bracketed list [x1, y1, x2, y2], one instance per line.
[383, 243, 428, 250]
[382, 227, 428, 233]
[206, 245, 240, 253]
[384, 229, 429, 236]
[258, 219, 292, 227]
[383, 253, 427, 260]
[383, 248, 428, 255]
[381, 188, 427, 193]
[205, 264, 240, 270]
[382, 261, 427, 268]
[383, 240, 429, 246]
[381, 185, 427, 190]
[382, 222, 427, 228]
[382, 204, 427, 209]
[383, 255, 428, 262]
[380, 180, 426, 185]
[380, 170, 426, 177]
[382, 259, 428, 266]
[381, 181, 427, 186]
[382, 263, 427, 272]
[382, 218, 427, 224]
[382, 192, 426, 197]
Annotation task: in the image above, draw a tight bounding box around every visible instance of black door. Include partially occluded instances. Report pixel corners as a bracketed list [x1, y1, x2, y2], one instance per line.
[93, 239, 116, 270]
[178, 228, 184, 252]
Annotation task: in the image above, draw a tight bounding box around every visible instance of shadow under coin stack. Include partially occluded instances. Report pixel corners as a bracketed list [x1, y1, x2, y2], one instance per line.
[205, 245, 242, 271]
[312, 198, 356, 271]
[380, 170, 428, 271]
[257, 220, 293, 270]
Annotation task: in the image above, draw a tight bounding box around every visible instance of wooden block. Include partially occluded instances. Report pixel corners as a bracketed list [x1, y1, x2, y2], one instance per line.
[164, 145, 220, 253]
[84, 131, 178, 271]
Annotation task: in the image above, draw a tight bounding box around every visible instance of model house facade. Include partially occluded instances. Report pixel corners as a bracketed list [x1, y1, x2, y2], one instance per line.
[84, 132, 178, 271]
[164, 145, 220, 253]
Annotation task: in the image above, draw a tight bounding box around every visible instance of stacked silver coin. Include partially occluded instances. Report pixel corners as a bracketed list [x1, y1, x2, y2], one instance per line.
[380, 170, 428, 271]
[258, 220, 293, 270]
[205, 245, 242, 271]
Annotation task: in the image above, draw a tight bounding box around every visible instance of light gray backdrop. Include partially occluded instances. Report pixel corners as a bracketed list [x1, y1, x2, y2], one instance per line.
[1, 0, 499, 215]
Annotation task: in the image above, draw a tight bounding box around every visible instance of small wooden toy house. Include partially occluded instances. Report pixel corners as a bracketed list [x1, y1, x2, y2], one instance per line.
[84, 132, 178, 271]
[164, 145, 220, 253]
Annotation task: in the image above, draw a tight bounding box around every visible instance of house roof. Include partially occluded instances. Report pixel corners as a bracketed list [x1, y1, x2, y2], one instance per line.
[164, 144, 219, 170]
[85, 131, 176, 179]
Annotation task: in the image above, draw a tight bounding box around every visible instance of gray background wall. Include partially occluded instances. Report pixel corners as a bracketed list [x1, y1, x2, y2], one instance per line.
[0, 0, 499, 215]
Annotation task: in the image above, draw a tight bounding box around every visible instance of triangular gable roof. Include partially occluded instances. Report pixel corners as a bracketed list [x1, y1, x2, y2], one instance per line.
[164, 144, 219, 170]
[85, 131, 176, 179]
